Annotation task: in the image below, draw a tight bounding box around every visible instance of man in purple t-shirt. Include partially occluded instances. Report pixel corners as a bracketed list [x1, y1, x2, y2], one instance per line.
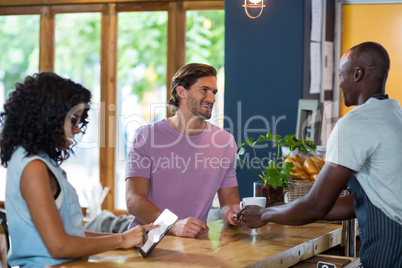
[125, 63, 242, 238]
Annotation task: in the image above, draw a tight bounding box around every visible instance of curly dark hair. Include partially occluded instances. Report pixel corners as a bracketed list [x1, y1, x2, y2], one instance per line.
[168, 63, 217, 113]
[0, 72, 91, 167]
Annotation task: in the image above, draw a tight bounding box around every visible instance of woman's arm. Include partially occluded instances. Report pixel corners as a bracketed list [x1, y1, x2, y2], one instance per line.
[20, 160, 153, 259]
[84, 231, 114, 238]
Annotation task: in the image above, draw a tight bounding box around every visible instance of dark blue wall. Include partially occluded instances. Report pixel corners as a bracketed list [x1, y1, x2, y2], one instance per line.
[224, 0, 306, 198]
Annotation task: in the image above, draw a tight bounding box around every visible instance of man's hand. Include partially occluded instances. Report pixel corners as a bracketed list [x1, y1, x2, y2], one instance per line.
[168, 217, 209, 238]
[236, 205, 268, 229]
[218, 187, 242, 226]
[223, 203, 243, 226]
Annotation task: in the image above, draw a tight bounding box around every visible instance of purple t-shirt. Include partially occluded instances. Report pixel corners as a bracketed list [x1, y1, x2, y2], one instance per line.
[125, 119, 238, 228]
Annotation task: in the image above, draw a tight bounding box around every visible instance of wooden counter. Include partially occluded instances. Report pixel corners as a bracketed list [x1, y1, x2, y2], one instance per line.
[52, 221, 342, 267]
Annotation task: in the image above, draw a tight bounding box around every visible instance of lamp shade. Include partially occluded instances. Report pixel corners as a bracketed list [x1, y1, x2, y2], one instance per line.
[243, 0, 266, 19]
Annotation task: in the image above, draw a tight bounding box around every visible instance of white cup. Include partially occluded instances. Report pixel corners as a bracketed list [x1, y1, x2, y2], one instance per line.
[240, 197, 266, 209]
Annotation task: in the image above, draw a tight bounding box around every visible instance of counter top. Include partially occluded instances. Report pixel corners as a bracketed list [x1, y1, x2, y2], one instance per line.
[52, 220, 342, 267]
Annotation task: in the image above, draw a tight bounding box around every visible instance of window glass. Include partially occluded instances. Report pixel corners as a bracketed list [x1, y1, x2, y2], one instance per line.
[186, 10, 225, 208]
[55, 13, 101, 207]
[115, 11, 168, 210]
[0, 15, 40, 201]
[186, 10, 225, 129]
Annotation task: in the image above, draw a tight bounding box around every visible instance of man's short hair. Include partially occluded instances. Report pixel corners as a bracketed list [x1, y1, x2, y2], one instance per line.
[168, 63, 217, 113]
[349, 42, 390, 80]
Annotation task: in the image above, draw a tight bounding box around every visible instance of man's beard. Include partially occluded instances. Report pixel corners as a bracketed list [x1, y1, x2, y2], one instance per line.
[187, 98, 212, 120]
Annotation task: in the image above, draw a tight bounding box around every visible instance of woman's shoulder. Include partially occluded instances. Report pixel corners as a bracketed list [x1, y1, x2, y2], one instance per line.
[9, 147, 52, 170]
[9, 147, 29, 166]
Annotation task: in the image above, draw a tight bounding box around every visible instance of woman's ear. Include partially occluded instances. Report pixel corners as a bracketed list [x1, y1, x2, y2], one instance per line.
[354, 67, 364, 82]
[176, 85, 186, 100]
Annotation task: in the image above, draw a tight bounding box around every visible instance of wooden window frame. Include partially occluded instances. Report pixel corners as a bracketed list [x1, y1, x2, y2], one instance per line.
[0, 0, 224, 214]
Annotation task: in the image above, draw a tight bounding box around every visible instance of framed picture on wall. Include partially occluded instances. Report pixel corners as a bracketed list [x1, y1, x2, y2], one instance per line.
[295, 99, 321, 144]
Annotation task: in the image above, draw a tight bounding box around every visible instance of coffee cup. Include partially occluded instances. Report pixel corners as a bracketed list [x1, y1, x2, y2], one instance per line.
[240, 197, 266, 209]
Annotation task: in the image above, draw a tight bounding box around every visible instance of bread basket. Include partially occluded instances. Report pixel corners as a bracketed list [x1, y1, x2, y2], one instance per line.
[285, 179, 314, 203]
[285, 179, 346, 203]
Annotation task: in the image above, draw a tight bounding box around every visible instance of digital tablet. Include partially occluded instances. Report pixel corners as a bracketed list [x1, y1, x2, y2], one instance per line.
[137, 209, 178, 258]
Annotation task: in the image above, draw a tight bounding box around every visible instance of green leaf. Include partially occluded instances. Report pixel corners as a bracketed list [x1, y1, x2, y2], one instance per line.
[237, 146, 246, 156]
[280, 162, 294, 178]
[236, 131, 316, 189]
[245, 137, 255, 148]
[265, 132, 280, 143]
[268, 160, 276, 169]
[254, 135, 267, 145]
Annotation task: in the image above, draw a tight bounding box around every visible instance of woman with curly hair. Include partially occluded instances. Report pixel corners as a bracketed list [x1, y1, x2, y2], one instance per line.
[0, 72, 154, 267]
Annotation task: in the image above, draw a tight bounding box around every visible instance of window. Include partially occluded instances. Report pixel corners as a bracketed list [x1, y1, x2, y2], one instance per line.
[186, 9, 225, 128]
[55, 12, 101, 207]
[0, 1, 224, 214]
[115, 11, 168, 209]
[0, 14, 40, 201]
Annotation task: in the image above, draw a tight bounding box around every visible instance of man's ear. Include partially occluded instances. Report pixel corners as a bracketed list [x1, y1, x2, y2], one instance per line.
[176, 85, 186, 99]
[354, 67, 364, 82]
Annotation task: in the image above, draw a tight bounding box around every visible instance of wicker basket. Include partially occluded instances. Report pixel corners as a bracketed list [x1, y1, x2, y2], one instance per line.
[286, 179, 314, 203]
[286, 179, 347, 203]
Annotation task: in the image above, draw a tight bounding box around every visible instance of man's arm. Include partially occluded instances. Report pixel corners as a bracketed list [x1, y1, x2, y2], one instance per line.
[324, 194, 356, 221]
[237, 163, 355, 228]
[126, 176, 209, 237]
[125, 177, 161, 224]
[218, 186, 242, 226]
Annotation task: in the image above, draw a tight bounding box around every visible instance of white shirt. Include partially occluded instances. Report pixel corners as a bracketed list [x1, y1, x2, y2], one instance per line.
[326, 98, 402, 224]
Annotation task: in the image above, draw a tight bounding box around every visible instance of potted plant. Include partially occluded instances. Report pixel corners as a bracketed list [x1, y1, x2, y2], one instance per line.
[237, 132, 316, 207]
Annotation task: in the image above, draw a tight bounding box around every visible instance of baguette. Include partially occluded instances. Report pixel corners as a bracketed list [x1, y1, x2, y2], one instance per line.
[285, 157, 303, 170]
[303, 158, 320, 181]
[310, 173, 318, 181]
[285, 157, 310, 180]
[290, 167, 310, 181]
[294, 155, 305, 166]
[311, 157, 324, 170]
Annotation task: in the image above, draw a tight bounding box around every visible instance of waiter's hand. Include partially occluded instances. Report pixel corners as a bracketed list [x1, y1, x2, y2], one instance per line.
[236, 205, 268, 229]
